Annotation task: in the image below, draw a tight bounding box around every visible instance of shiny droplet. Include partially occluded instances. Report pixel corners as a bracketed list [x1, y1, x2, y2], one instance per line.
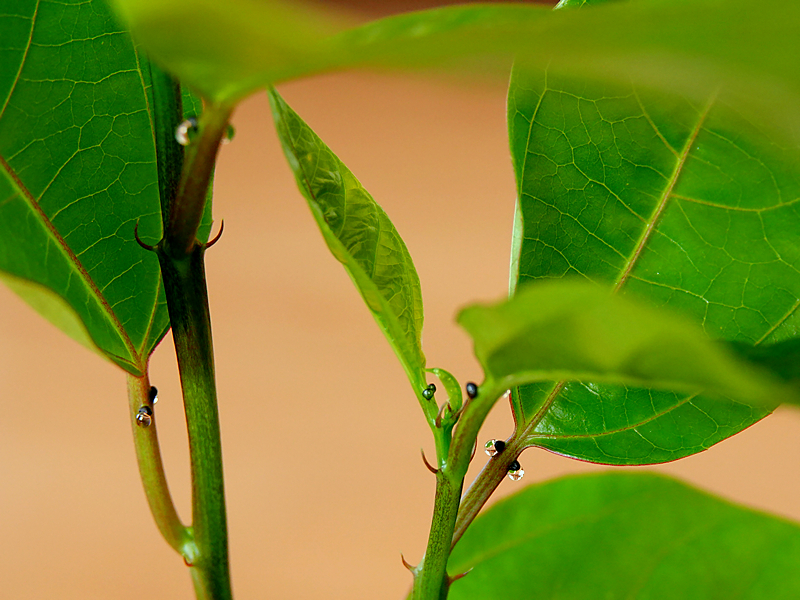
[507, 460, 524, 481]
[136, 406, 153, 427]
[484, 440, 499, 457]
[422, 387, 435, 401]
[148, 386, 158, 405]
[221, 124, 236, 145]
[175, 117, 198, 146]
[466, 382, 478, 399]
[484, 439, 506, 457]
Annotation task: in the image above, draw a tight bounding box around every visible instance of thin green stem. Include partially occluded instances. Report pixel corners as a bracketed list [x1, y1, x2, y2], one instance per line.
[165, 103, 232, 259]
[411, 473, 463, 600]
[410, 380, 507, 600]
[127, 372, 194, 557]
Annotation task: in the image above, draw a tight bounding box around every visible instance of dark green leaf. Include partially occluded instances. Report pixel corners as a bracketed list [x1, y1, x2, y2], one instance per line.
[449, 472, 800, 600]
[0, 1, 211, 375]
[459, 279, 797, 407]
[109, 0, 800, 147]
[0, 0, 166, 375]
[507, 36, 800, 463]
[268, 89, 427, 391]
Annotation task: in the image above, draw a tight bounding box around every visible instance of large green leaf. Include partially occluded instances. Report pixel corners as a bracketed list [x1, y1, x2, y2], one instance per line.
[458, 280, 799, 408]
[0, 0, 208, 375]
[507, 41, 800, 463]
[268, 90, 427, 392]
[108, 0, 800, 146]
[448, 472, 800, 599]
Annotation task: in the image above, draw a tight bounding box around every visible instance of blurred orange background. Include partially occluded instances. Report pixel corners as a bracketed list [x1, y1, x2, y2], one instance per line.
[3, 3, 800, 599]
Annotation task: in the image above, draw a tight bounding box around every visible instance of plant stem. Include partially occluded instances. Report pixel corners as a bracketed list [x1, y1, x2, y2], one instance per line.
[156, 101, 233, 600]
[411, 473, 463, 600]
[127, 372, 193, 557]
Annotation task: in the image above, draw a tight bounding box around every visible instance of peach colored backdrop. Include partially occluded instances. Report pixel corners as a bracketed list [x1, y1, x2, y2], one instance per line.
[2, 55, 800, 600]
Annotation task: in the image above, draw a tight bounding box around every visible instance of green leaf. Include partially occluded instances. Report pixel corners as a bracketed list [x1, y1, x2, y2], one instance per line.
[0, 0, 211, 375]
[268, 89, 427, 392]
[458, 279, 797, 409]
[0, 0, 165, 374]
[507, 40, 800, 463]
[448, 472, 800, 599]
[108, 0, 800, 146]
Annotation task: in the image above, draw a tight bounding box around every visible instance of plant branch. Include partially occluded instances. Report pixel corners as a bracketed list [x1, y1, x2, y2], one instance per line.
[127, 372, 193, 557]
[156, 101, 234, 600]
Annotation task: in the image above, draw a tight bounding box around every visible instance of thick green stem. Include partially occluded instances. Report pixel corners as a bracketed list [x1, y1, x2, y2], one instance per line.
[158, 245, 231, 600]
[127, 372, 194, 557]
[155, 101, 234, 600]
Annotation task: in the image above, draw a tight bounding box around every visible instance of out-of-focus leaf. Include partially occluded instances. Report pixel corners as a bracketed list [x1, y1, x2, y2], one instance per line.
[108, 0, 800, 147]
[459, 280, 798, 409]
[268, 89, 427, 391]
[449, 472, 800, 599]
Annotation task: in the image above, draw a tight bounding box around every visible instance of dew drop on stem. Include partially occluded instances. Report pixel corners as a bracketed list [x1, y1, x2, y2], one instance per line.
[484, 439, 506, 457]
[136, 406, 153, 428]
[175, 117, 198, 146]
[466, 382, 478, 399]
[507, 460, 524, 481]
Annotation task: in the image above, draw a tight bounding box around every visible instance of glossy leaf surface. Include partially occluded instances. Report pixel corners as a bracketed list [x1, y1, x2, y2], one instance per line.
[108, 0, 800, 146]
[449, 472, 800, 599]
[459, 280, 797, 408]
[269, 90, 427, 391]
[507, 55, 800, 463]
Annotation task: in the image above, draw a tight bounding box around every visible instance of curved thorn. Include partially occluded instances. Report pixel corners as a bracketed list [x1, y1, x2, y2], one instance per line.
[450, 568, 473, 584]
[421, 448, 439, 474]
[204, 219, 225, 249]
[401, 553, 415, 572]
[133, 222, 157, 252]
[469, 438, 477, 463]
[434, 401, 448, 428]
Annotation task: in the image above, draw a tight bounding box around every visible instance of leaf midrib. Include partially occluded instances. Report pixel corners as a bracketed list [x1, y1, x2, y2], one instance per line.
[519, 96, 715, 436]
[0, 153, 140, 368]
[0, 2, 38, 121]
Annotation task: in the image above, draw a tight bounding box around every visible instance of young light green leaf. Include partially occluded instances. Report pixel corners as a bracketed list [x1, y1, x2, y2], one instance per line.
[268, 90, 427, 392]
[507, 33, 800, 463]
[449, 472, 800, 599]
[109, 0, 800, 146]
[459, 279, 797, 408]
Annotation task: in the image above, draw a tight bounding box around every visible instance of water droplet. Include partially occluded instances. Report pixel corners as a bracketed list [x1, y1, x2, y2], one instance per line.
[221, 124, 236, 145]
[422, 387, 435, 401]
[484, 439, 506, 457]
[507, 460, 524, 481]
[148, 386, 158, 405]
[466, 382, 478, 399]
[175, 117, 198, 146]
[136, 406, 152, 427]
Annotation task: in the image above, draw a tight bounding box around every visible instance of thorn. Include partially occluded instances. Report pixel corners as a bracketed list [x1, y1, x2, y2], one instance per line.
[401, 553, 415, 572]
[133, 222, 157, 252]
[434, 401, 449, 428]
[204, 219, 225, 249]
[450, 568, 473, 584]
[421, 449, 438, 474]
[469, 438, 477, 463]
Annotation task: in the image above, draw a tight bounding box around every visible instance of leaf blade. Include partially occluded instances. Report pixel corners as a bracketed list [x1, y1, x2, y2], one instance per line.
[268, 89, 427, 391]
[448, 472, 800, 599]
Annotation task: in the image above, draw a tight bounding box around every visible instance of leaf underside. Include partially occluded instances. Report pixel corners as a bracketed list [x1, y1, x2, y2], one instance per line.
[508, 64, 800, 464]
[268, 89, 427, 391]
[448, 472, 800, 600]
[0, 0, 212, 375]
